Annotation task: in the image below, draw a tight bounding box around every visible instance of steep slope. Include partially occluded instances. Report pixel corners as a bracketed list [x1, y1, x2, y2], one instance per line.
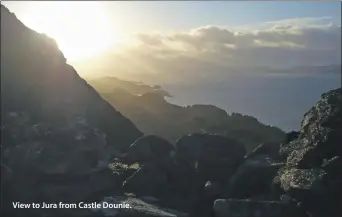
[88, 77, 286, 150]
[1, 5, 143, 148]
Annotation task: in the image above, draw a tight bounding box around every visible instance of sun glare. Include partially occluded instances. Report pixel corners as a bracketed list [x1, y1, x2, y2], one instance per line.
[21, 2, 118, 61]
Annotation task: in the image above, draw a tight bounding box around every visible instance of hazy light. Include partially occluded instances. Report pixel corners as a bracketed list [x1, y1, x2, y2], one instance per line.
[20, 1, 118, 61]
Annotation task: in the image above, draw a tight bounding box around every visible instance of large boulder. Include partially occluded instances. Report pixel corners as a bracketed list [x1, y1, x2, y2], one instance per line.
[299, 88, 341, 160]
[322, 156, 342, 176]
[227, 155, 285, 199]
[277, 88, 342, 217]
[122, 164, 171, 198]
[4, 117, 110, 175]
[128, 135, 177, 164]
[121, 161, 200, 211]
[280, 89, 341, 161]
[123, 135, 201, 204]
[280, 168, 327, 198]
[176, 133, 246, 182]
[279, 167, 342, 217]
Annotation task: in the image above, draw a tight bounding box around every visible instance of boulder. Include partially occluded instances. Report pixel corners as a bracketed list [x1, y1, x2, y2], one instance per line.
[213, 199, 306, 217]
[108, 161, 141, 184]
[279, 167, 342, 217]
[122, 136, 202, 211]
[245, 142, 281, 160]
[1, 116, 124, 216]
[286, 146, 321, 168]
[37, 168, 121, 202]
[176, 133, 246, 182]
[204, 181, 221, 198]
[279, 139, 308, 160]
[128, 135, 176, 164]
[186, 181, 222, 217]
[280, 168, 327, 195]
[299, 88, 342, 159]
[122, 164, 172, 198]
[4, 117, 110, 176]
[91, 196, 189, 217]
[227, 155, 285, 199]
[322, 156, 342, 176]
[1, 164, 12, 184]
[121, 161, 201, 214]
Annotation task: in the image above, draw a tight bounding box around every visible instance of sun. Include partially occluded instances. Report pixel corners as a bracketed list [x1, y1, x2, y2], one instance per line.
[20, 2, 118, 61]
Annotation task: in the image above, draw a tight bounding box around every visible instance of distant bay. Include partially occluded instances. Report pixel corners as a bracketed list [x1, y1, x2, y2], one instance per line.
[164, 73, 341, 131]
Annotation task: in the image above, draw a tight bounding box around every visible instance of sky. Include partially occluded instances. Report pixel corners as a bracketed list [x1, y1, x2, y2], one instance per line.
[2, 1, 341, 63]
[3, 2, 341, 36]
[103, 1, 342, 30]
[2, 1, 341, 131]
[3, 1, 341, 33]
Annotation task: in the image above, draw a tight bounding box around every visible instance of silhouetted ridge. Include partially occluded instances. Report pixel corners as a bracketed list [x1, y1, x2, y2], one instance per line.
[1, 5, 143, 147]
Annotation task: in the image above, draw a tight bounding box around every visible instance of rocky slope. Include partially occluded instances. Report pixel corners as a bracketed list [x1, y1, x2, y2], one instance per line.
[88, 77, 286, 151]
[212, 88, 341, 217]
[1, 4, 341, 217]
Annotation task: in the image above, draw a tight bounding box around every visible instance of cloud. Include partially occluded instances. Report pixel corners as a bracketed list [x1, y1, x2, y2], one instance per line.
[135, 33, 164, 47]
[264, 16, 333, 26]
[75, 17, 341, 84]
[130, 17, 340, 66]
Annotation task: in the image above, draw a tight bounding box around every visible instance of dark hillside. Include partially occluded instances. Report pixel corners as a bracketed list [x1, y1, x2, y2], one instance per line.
[1, 5, 143, 148]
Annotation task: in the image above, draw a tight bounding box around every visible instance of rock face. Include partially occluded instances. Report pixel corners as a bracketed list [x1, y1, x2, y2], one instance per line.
[212, 88, 341, 217]
[276, 88, 342, 217]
